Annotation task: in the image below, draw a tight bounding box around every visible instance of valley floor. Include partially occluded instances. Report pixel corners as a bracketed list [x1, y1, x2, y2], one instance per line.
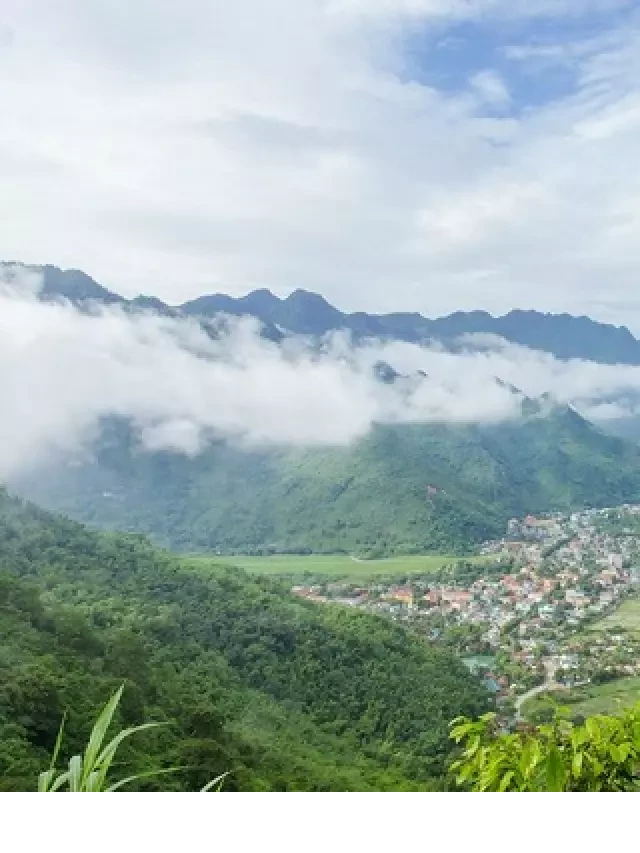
[188, 552, 489, 580]
[197, 504, 640, 727]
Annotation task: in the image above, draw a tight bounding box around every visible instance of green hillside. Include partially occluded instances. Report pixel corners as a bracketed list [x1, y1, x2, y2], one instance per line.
[14, 405, 640, 555]
[0, 489, 488, 791]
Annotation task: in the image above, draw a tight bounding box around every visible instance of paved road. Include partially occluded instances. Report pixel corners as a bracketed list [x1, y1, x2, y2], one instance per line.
[514, 662, 566, 721]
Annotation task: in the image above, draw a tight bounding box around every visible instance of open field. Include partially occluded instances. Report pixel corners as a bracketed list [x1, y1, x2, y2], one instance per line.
[186, 552, 489, 580]
[585, 597, 640, 633]
[523, 677, 640, 719]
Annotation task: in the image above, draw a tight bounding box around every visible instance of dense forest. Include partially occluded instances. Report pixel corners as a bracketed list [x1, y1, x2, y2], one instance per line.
[14, 406, 640, 556]
[0, 488, 489, 791]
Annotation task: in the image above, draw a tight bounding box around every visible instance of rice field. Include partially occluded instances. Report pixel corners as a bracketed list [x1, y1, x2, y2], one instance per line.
[186, 552, 488, 580]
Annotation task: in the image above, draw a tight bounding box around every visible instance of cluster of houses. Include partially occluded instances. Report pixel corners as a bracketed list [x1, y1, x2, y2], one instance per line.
[292, 504, 640, 698]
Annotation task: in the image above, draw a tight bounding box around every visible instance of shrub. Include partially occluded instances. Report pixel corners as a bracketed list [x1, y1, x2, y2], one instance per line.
[449, 704, 640, 791]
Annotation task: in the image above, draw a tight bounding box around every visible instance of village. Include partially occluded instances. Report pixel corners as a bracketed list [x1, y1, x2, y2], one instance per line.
[292, 504, 640, 706]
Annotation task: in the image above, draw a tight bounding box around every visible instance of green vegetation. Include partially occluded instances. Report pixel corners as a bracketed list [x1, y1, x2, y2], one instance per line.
[15, 407, 640, 556]
[37, 684, 225, 792]
[524, 679, 640, 720]
[0, 488, 489, 791]
[586, 597, 640, 632]
[450, 704, 640, 791]
[595, 508, 640, 535]
[187, 552, 490, 581]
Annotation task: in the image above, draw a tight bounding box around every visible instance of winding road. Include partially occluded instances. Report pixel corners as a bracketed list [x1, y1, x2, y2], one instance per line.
[514, 662, 567, 721]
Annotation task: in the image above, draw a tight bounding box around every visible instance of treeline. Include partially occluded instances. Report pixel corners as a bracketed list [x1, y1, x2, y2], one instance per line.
[0, 489, 489, 791]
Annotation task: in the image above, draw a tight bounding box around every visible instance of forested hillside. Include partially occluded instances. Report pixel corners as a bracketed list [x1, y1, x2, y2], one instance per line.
[0, 489, 488, 791]
[15, 405, 640, 555]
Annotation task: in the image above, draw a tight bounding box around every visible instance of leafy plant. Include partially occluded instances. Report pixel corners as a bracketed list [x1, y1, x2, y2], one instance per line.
[449, 703, 640, 791]
[38, 684, 228, 792]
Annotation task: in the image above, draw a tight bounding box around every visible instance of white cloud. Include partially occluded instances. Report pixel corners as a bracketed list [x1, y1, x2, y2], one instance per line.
[469, 71, 511, 106]
[0, 287, 527, 478]
[4, 284, 640, 479]
[2, 1, 640, 327]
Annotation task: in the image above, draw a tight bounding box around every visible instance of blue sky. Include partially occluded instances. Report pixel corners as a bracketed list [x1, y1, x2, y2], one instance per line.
[405, 17, 595, 111]
[3, 0, 640, 327]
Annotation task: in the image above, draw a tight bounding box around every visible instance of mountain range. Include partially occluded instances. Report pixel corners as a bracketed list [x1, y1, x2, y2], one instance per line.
[6, 261, 640, 555]
[6, 261, 640, 364]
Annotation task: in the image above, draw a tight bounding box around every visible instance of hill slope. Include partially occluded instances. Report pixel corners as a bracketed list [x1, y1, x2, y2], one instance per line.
[13, 405, 640, 555]
[0, 489, 488, 790]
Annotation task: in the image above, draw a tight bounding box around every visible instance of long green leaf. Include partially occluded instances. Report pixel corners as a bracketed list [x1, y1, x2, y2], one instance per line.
[38, 769, 55, 792]
[49, 712, 67, 774]
[82, 684, 125, 785]
[201, 772, 230, 792]
[95, 722, 166, 768]
[93, 722, 166, 790]
[86, 770, 102, 791]
[545, 747, 566, 792]
[68, 754, 83, 792]
[49, 771, 72, 792]
[106, 766, 185, 792]
[38, 710, 69, 791]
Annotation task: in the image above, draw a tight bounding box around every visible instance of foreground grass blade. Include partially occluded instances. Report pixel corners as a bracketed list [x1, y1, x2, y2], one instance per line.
[81, 684, 125, 787]
[68, 754, 83, 792]
[49, 771, 71, 792]
[38, 711, 68, 791]
[39, 684, 227, 791]
[201, 772, 230, 792]
[106, 767, 186, 792]
[93, 722, 167, 790]
[38, 770, 54, 792]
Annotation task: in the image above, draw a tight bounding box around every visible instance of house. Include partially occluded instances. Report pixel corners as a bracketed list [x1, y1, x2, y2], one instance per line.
[389, 586, 414, 607]
[565, 589, 589, 608]
[440, 589, 472, 606]
[507, 518, 521, 537]
[599, 570, 618, 586]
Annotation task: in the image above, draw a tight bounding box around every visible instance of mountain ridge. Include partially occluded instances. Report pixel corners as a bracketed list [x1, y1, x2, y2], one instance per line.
[4, 261, 640, 365]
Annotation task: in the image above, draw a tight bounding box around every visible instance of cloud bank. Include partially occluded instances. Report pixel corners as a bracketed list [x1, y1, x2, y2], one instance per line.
[4, 278, 640, 479]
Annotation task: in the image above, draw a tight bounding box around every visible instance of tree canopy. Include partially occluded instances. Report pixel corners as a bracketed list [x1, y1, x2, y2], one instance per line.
[0, 488, 488, 791]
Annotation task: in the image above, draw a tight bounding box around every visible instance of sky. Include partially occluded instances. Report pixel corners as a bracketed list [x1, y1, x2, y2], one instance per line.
[2, 0, 640, 324]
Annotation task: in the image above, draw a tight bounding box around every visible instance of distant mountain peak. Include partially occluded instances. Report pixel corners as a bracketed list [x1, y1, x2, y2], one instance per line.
[129, 295, 175, 317]
[285, 288, 331, 304]
[5, 260, 640, 366]
[493, 376, 524, 396]
[2, 262, 123, 305]
[372, 360, 401, 384]
[239, 288, 281, 309]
